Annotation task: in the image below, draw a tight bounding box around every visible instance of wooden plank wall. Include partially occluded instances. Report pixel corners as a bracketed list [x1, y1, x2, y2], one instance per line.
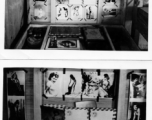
[3, 69, 8, 120]
[5, 0, 29, 48]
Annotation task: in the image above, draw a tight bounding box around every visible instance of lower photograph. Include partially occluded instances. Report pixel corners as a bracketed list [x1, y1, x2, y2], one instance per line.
[3, 68, 147, 120]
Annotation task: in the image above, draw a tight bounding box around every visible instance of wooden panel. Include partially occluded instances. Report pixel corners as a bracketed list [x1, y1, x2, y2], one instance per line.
[117, 70, 131, 120]
[5, 0, 28, 48]
[124, 0, 134, 34]
[136, 7, 148, 40]
[34, 69, 43, 120]
[43, 97, 113, 108]
[3, 69, 8, 120]
[25, 68, 34, 120]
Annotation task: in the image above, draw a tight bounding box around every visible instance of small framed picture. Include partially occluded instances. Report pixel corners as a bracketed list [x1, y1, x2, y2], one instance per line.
[8, 96, 25, 120]
[56, 5, 69, 20]
[33, 4, 47, 20]
[130, 73, 146, 102]
[45, 38, 80, 50]
[100, 72, 115, 98]
[63, 69, 82, 98]
[43, 69, 63, 97]
[71, 5, 83, 21]
[128, 102, 146, 120]
[57, 39, 77, 48]
[81, 70, 115, 98]
[85, 5, 97, 21]
[102, 2, 118, 17]
[81, 70, 99, 98]
[7, 71, 25, 96]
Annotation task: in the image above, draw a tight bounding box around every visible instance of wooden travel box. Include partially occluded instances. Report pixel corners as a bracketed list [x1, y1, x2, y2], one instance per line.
[14, 0, 140, 51]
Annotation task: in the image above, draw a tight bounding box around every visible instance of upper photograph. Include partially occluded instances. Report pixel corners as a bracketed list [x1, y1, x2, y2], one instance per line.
[5, 0, 148, 51]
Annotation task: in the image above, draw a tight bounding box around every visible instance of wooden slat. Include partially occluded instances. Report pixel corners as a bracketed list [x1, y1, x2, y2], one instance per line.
[25, 68, 34, 120]
[117, 70, 131, 120]
[34, 69, 43, 120]
[136, 7, 148, 40]
[103, 27, 115, 50]
[3, 69, 8, 120]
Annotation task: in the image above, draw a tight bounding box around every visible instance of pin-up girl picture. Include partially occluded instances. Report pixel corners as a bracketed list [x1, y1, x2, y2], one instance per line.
[57, 6, 69, 19]
[44, 72, 60, 97]
[8, 71, 25, 96]
[71, 5, 83, 20]
[86, 6, 94, 19]
[85, 5, 97, 21]
[131, 104, 141, 120]
[34, 5, 46, 20]
[73, 6, 79, 17]
[65, 74, 77, 95]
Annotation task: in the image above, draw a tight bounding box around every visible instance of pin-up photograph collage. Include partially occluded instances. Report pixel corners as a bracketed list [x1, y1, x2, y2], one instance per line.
[0, 0, 152, 120]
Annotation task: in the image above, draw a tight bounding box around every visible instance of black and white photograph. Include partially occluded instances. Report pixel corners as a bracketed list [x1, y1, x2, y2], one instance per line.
[71, 5, 83, 21]
[7, 71, 25, 96]
[63, 69, 82, 98]
[128, 102, 146, 120]
[56, 5, 69, 20]
[33, 4, 46, 20]
[81, 70, 114, 98]
[85, 6, 97, 20]
[102, 1, 118, 17]
[57, 39, 77, 48]
[45, 38, 80, 50]
[8, 97, 25, 120]
[130, 73, 146, 102]
[44, 69, 63, 97]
